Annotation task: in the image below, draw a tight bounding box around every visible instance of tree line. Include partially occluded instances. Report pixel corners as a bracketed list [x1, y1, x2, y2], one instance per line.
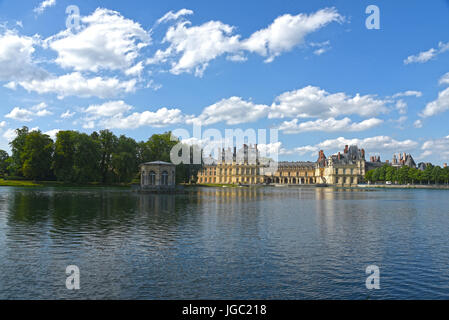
[365, 164, 449, 185]
[0, 127, 200, 184]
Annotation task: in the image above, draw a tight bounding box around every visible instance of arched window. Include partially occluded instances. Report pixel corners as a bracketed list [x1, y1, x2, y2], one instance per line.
[161, 171, 169, 186]
[149, 171, 156, 185]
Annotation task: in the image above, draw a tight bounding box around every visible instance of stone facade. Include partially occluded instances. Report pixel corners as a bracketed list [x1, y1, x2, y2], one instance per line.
[316, 145, 367, 186]
[140, 161, 176, 191]
[196, 144, 399, 187]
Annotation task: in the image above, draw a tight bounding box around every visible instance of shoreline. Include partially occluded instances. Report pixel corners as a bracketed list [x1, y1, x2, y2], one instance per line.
[357, 184, 449, 190]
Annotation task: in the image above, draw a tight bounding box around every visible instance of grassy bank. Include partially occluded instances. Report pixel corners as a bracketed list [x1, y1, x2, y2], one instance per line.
[195, 183, 240, 188]
[358, 184, 449, 190]
[0, 179, 133, 188]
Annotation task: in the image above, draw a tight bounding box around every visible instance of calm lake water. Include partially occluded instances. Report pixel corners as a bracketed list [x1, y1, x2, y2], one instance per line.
[0, 186, 448, 300]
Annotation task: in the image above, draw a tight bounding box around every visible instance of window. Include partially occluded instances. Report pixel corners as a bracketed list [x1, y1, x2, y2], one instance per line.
[161, 171, 169, 186]
[149, 171, 156, 185]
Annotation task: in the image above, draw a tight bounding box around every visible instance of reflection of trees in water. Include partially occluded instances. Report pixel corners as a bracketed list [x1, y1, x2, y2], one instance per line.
[5, 189, 190, 237]
[6, 189, 54, 226]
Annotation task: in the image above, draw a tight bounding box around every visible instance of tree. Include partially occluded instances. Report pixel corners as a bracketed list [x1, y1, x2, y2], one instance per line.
[21, 131, 54, 180]
[408, 167, 420, 184]
[9, 126, 30, 176]
[73, 133, 101, 183]
[111, 135, 138, 183]
[431, 166, 443, 185]
[365, 170, 374, 183]
[53, 131, 77, 182]
[95, 130, 118, 183]
[385, 166, 395, 182]
[423, 165, 433, 184]
[0, 150, 10, 176]
[398, 166, 409, 184]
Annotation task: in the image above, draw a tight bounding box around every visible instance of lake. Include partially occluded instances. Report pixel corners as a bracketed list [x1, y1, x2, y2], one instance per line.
[0, 186, 448, 299]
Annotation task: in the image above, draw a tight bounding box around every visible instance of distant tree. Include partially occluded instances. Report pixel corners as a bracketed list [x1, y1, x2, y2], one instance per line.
[385, 166, 395, 182]
[21, 131, 54, 180]
[431, 166, 443, 185]
[96, 130, 118, 183]
[53, 131, 77, 182]
[423, 165, 433, 184]
[0, 150, 10, 176]
[111, 135, 138, 183]
[73, 133, 101, 183]
[408, 167, 420, 184]
[398, 166, 409, 184]
[8, 126, 30, 176]
[365, 170, 374, 183]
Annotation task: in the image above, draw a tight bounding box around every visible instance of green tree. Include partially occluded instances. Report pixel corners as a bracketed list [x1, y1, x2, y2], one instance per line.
[8, 126, 30, 176]
[73, 133, 101, 183]
[431, 166, 443, 185]
[423, 165, 433, 184]
[365, 170, 374, 183]
[0, 150, 10, 176]
[53, 131, 77, 182]
[385, 166, 395, 182]
[21, 131, 54, 180]
[95, 130, 118, 183]
[111, 135, 138, 183]
[398, 166, 409, 184]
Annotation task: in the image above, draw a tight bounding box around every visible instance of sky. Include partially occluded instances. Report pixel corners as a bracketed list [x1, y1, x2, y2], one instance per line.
[0, 0, 448, 164]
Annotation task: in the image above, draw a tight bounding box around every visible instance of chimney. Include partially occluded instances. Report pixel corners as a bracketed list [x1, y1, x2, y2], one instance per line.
[344, 145, 349, 154]
[386, 160, 389, 164]
[444, 163, 448, 168]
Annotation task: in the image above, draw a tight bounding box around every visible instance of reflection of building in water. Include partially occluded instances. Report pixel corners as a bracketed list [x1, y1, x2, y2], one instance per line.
[139, 194, 176, 214]
[140, 161, 176, 192]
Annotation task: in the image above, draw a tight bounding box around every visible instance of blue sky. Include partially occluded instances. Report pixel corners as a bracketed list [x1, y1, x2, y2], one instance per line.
[0, 0, 448, 164]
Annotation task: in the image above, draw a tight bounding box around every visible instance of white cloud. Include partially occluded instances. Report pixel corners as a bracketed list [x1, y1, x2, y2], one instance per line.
[2, 128, 17, 142]
[439, 72, 449, 86]
[395, 100, 407, 115]
[45, 8, 150, 73]
[125, 61, 144, 77]
[44, 129, 60, 141]
[157, 9, 194, 24]
[101, 108, 187, 129]
[392, 90, 422, 98]
[414, 119, 423, 128]
[0, 30, 47, 82]
[289, 136, 418, 158]
[61, 110, 75, 119]
[82, 100, 187, 129]
[5, 103, 53, 122]
[404, 41, 449, 64]
[148, 8, 343, 76]
[84, 100, 133, 119]
[15, 72, 137, 99]
[188, 96, 269, 125]
[242, 8, 343, 62]
[34, 0, 56, 15]
[148, 20, 241, 77]
[421, 135, 449, 160]
[269, 86, 390, 119]
[278, 117, 383, 134]
[420, 87, 449, 117]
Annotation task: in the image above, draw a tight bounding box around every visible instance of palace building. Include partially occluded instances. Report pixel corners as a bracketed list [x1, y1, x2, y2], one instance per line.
[197, 144, 386, 187]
